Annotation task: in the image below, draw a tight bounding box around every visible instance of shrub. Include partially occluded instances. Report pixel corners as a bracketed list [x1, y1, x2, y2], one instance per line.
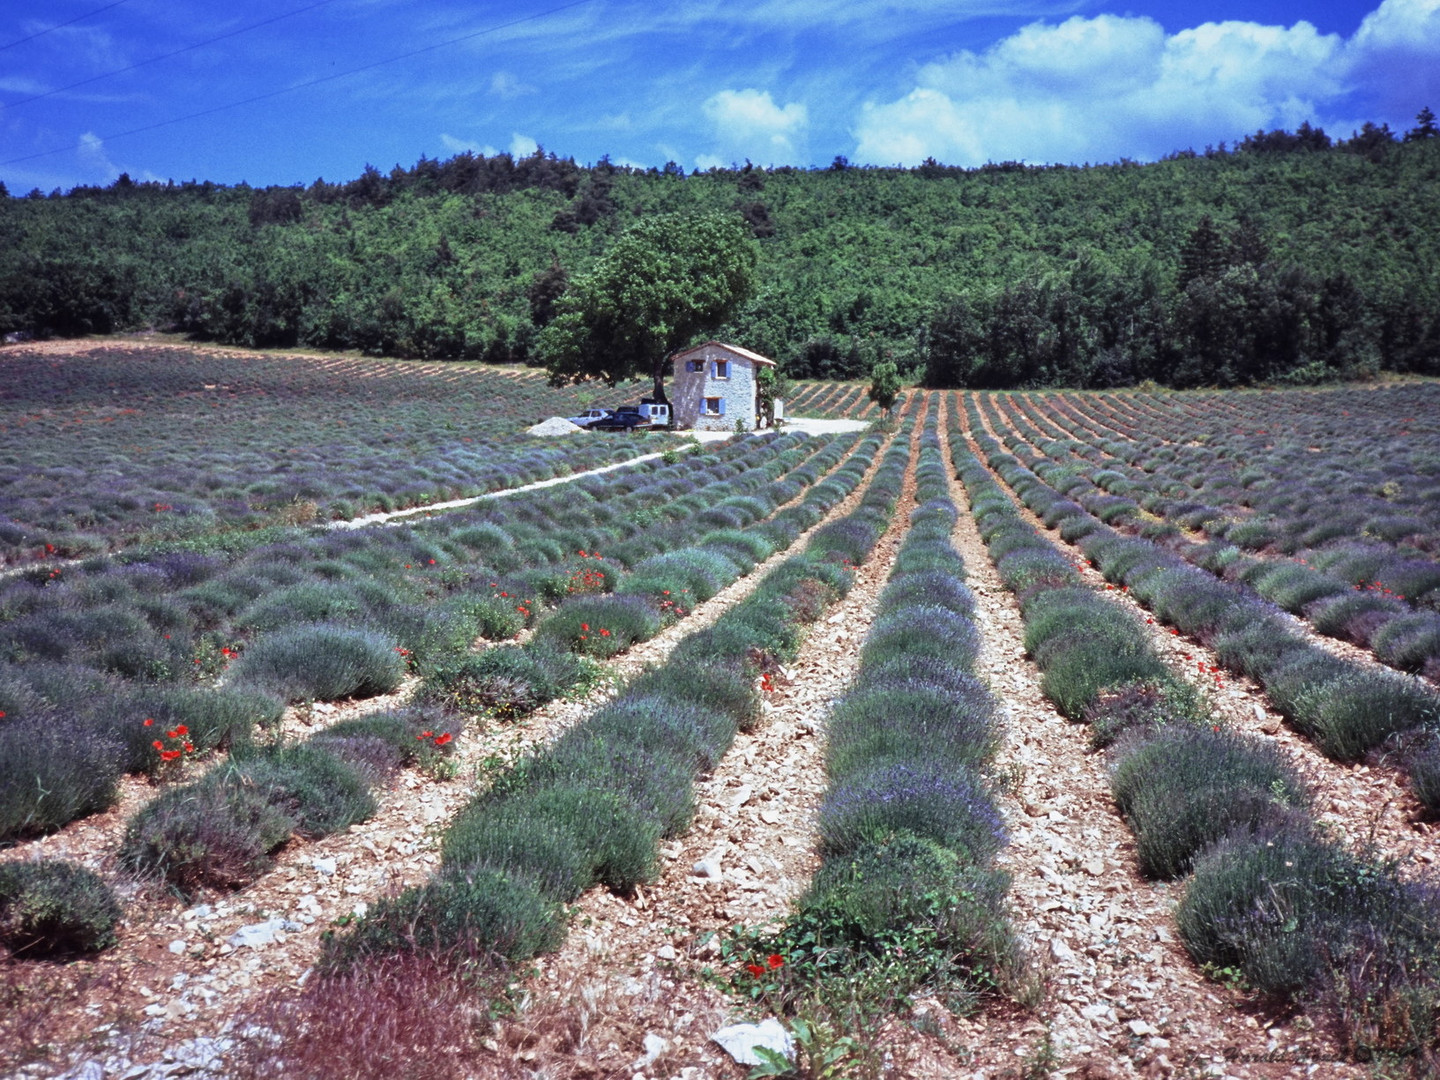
[116, 686, 281, 772]
[324, 705, 459, 768]
[792, 834, 1016, 984]
[862, 606, 981, 672]
[1307, 592, 1405, 643]
[1271, 659, 1439, 760]
[532, 733, 695, 841]
[236, 582, 370, 631]
[0, 861, 121, 957]
[585, 693, 733, 772]
[419, 641, 589, 718]
[1110, 727, 1308, 879]
[1249, 564, 1346, 613]
[445, 781, 662, 898]
[819, 761, 1005, 861]
[324, 869, 565, 970]
[121, 780, 293, 894]
[0, 722, 122, 841]
[538, 594, 662, 658]
[627, 659, 760, 733]
[238, 745, 377, 838]
[827, 677, 998, 778]
[1372, 614, 1440, 673]
[1037, 634, 1167, 721]
[623, 550, 738, 603]
[229, 954, 489, 1080]
[1406, 732, 1440, 815]
[1084, 677, 1205, 748]
[233, 624, 405, 702]
[1178, 822, 1434, 1006]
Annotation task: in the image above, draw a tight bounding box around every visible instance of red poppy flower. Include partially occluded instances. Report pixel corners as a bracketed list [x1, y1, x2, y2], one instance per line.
[183, 743, 194, 752]
[433, 732, 452, 747]
[581, 623, 589, 632]
[173, 725, 188, 736]
[599, 628, 610, 636]
[746, 963, 765, 977]
[767, 954, 784, 969]
[160, 749, 181, 761]
[143, 718, 154, 727]
[153, 740, 164, 750]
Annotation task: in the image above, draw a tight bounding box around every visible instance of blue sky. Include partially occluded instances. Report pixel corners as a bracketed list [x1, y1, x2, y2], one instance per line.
[1, 0, 1436, 193]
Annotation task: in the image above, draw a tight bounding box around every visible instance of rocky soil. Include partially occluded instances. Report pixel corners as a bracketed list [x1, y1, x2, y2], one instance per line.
[5, 391, 1434, 1080]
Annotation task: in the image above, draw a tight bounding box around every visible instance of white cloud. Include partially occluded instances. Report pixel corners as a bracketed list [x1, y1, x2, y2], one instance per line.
[854, 12, 1353, 165]
[489, 71, 536, 99]
[701, 88, 808, 165]
[509, 132, 539, 157]
[1343, 0, 1440, 115]
[439, 133, 498, 156]
[77, 131, 120, 181]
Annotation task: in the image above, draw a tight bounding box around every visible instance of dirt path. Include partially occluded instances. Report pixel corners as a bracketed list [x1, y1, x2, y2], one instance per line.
[5, 426, 895, 1080]
[466, 414, 924, 1079]
[962, 397, 1433, 870]
[944, 393, 1365, 1078]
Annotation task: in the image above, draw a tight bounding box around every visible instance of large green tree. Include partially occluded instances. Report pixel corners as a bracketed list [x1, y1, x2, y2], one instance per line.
[535, 211, 758, 402]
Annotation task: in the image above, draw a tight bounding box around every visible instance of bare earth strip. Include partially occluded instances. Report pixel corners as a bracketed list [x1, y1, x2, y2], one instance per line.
[943, 392, 1365, 1079]
[962, 398, 1432, 871]
[3, 421, 890, 1079]
[466, 415, 924, 1079]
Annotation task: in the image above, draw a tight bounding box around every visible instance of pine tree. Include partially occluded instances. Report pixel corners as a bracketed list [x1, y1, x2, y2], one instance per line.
[1406, 105, 1438, 142]
[1178, 216, 1228, 291]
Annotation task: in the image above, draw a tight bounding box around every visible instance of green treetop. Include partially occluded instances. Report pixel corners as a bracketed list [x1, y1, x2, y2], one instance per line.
[535, 211, 758, 403]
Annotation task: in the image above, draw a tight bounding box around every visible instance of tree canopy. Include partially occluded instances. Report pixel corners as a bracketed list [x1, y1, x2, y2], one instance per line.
[534, 211, 757, 401]
[2, 127, 1438, 388]
[868, 359, 902, 416]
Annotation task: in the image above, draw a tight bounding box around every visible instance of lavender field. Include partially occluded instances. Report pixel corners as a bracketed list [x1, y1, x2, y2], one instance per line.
[0, 342, 657, 564]
[4, 368, 1440, 1079]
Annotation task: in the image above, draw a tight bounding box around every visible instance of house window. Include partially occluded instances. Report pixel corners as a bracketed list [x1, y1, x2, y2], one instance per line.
[703, 397, 724, 416]
[713, 360, 730, 379]
[686, 359, 703, 373]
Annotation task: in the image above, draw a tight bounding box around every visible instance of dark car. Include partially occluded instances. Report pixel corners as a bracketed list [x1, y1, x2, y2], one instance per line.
[590, 408, 648, 431]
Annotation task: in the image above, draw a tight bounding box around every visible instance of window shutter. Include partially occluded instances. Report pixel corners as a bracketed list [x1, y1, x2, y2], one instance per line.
[718, 398, 726, 415]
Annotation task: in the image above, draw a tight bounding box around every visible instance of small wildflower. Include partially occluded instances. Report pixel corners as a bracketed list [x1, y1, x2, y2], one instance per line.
[433, 732, 453, 747]
[746, 963, 765, 977]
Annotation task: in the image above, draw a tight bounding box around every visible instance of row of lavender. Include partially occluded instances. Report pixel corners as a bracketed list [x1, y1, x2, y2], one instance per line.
[1072, 384, 1440, 547]
[0, 428, 870, 960]
[949, 399, 1440, 1070]
[0, 345, 653, 562]
[1038, 386, 1440, 571]
[963, 394, 1440, 811]
[991, 391, 1440, 679]
[981, 391, 1440, 684]
[318, 423, 911, 980]
[110, 427, 873, 906]
[760, 400, 1021, 1020]
[0, 431, 838, 845]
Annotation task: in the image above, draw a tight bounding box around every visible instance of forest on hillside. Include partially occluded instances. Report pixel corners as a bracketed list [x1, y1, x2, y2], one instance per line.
[1, 113, 1438, 389]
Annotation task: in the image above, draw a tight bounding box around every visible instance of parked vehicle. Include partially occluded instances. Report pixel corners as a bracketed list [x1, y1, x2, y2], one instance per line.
[566, 408, 614, 428]
[590, 409, 649, 431]
[591, 400, 671, 431]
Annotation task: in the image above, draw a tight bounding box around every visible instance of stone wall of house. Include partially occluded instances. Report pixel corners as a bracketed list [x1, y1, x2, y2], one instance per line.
[672, 343, 759, 431]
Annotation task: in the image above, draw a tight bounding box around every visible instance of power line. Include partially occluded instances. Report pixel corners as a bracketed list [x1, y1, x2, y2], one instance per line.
[1, 0, 344, 112]
[0, 0, 600, 170]
[0, 0, 131, 53]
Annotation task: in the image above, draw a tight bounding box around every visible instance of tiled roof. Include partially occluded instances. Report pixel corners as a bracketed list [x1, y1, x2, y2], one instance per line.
[671, 341, 776, 367]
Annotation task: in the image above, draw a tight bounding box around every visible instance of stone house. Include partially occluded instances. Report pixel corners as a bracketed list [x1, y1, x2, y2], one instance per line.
[670, 341, 775, 432]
